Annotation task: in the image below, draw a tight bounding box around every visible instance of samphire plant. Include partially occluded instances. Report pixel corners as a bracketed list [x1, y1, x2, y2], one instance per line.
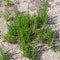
[4, 0, 55, 60]
[4, 11, 10, 21]
[5, 0, 11, 6]
[0, 48, 9, 60]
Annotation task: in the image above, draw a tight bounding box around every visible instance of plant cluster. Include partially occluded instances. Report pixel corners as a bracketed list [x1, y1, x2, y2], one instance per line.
[5, 0, 12, 6]
[0, 48, 9, 60]
[4, 12, 10, 21]
[4, 0, 55, 60]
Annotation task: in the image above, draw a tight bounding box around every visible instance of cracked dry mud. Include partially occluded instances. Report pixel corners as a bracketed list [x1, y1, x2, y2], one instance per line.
[0, 0, 60, 60]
